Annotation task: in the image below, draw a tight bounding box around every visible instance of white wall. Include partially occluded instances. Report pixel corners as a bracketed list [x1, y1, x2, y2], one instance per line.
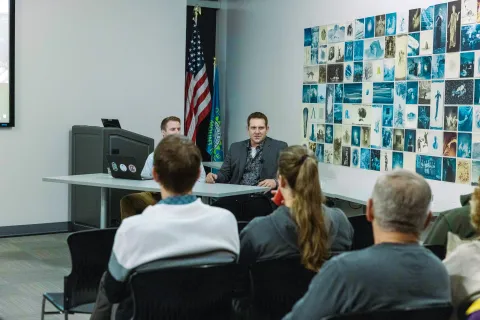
[0, 0, 186, 227]
[223, 0, 474, 212]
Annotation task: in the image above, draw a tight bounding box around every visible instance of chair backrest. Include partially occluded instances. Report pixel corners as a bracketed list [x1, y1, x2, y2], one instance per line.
[424, 244, 446, 260]
[249, 256, 316, 319]
[348, 215, 374, 250]
[322, 304, 453, 320]
[129, 262, 236, 320]
[64, 228, 117, 309]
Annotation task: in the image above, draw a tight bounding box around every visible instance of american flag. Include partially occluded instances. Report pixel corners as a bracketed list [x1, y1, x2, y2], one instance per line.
[185, 22, 212, 142]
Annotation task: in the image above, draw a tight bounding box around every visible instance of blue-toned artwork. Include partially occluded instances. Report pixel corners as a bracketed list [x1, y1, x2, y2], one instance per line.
[461, 24, 480, 52]
[352, 126, 361, 147]
[457, 132, 472, 158]
[384, 60, 395, 81]
[408, 32, 420, 56]
[407, 56, 432, 80]
[382, 105, 393, 127]
[354, 40, 364, 61]
[458, 106, 473, 132]
[382, 127, 393, 149]
[421, 6, 434, 31]
[373, 82, 394, 103]
[328, 24, 346, 43]
[304, 28, 312, 47]
[345, 63, 353, 82]
[316, 143, 324, 162]
[325, 124, 333, 144]
[365, 17, 375, 38]
[443, 157, 456, 182]
[394, 104, 405, 128]
[303, 85, 318, 103]
[418, 105, 430, 129]
[355, 19, 365, 39]
[364, 38, 385, 60]
[473, 137, 480, 159]
[318, 84, 326, 103]
[460, 52, 475, 78]
[301, 4, 480, 186]
[344, 83, 363, 103]
[472, 161, 480, 185]
[370, 149, 381, 171]
[354, 62, 363, 82]
[345, 41, 354, 62]
[406, 81, 419, 104]
[335, 84, 344, 103]
[326, 84, 334, 123]
[433, 3, 447, 54]
[404, 129, 416, 152]
[352, 148, 360, 167]
[334, 104, 343, 124]
[393, 152, 404, 169]
[386, 13, 397, 36]
[432, 54, 445, 79]
[360, 148, 371, 169]
[475, 79, 480, 105]
[416, 155, 442, 181]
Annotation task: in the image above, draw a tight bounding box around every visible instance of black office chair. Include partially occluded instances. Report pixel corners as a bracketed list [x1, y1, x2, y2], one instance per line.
[249, 256, 317, 320]
[41, 228, 117, 319]
[348, 215, 374, 250]
[322, 303, 453, 320]
[424, 244, 447, 260]
[128, 262, 237, 320]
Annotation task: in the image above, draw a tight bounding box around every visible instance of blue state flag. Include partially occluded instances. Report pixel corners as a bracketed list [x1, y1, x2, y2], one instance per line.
[207, 64, 224, 165]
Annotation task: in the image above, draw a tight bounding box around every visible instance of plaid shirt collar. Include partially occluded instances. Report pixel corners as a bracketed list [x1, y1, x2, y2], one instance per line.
[158, 194, 197, 205]
[246, 138, 266, 151]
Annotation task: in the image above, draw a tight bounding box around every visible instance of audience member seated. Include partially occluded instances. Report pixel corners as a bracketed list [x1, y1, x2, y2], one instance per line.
[206, 112, 288, 221]
[90, 135, 239, 320]
[443, 182, 480, 320]
[283, 170, 451, 319]
[239, 145, 353, 269]
[424, 194, 476, 247]
[119, 116, 206, 220]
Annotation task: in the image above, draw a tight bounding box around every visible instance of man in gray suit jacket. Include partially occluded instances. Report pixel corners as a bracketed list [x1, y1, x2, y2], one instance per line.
[206, 112, 288, 220]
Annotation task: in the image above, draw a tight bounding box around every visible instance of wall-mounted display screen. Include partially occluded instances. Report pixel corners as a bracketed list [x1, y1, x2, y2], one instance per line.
[0, 0, 14, 128]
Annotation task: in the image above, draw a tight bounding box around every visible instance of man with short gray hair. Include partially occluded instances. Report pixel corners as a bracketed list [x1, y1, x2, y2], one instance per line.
[284, 170, 451, 319]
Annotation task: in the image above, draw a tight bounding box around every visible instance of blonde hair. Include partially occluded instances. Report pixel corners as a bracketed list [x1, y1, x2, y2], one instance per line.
[278, 145, 329, 271]
[470, 180, 480, 234]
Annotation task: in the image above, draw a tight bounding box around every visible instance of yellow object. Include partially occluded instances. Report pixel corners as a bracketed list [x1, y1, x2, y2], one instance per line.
[467, 298, 480, 315]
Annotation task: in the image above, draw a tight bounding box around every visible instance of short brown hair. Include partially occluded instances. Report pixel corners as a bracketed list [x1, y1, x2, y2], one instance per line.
[153, 135, 201, 194]
[247, 112, 268, 127]
[161, 116, 181, 131]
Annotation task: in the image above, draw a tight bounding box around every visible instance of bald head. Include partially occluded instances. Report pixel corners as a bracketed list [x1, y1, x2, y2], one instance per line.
[370, 169, 432, 236]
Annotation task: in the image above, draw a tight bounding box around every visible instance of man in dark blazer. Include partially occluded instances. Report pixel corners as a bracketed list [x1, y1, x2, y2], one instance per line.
[206, 112, 288, 220]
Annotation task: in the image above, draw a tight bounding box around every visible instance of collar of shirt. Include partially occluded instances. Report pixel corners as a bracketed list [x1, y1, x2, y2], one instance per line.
[158, 194, 197, 205]
[246, 139, 266, 151]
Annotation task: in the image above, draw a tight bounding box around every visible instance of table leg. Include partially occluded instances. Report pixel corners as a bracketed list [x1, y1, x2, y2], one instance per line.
[100, 187, 107, 229]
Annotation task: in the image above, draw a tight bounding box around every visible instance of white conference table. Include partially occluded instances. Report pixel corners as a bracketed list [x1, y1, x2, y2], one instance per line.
[202, 161, 223, 170]
[43, 173, 269, 228]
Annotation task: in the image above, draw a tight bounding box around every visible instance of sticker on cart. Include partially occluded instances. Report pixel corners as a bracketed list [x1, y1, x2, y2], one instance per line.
[111, 162, 118, 171]
[120, 164, 127, 172]
[128, 164, 137, 173]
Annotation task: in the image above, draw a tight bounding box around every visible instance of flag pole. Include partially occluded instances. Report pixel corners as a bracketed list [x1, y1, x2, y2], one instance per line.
[193, 5, 202, 25]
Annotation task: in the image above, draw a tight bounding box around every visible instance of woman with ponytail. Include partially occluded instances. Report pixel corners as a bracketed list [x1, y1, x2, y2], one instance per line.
[239, 145, 353, 271]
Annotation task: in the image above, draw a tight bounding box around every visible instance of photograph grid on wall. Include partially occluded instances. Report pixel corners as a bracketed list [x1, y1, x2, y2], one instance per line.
[302, 1, 480, 185]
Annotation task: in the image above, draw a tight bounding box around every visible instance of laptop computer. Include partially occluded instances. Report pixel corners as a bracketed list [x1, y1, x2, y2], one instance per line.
[101, 119, 121, 128]
[106, 155, 144, 180]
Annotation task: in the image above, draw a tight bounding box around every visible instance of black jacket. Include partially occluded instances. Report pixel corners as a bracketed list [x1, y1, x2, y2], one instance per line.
[216, 137, 288, 184]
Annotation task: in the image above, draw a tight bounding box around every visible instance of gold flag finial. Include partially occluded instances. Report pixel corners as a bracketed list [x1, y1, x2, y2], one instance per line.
[213, 57, 217, 66]
[193, 5, 202, 25]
